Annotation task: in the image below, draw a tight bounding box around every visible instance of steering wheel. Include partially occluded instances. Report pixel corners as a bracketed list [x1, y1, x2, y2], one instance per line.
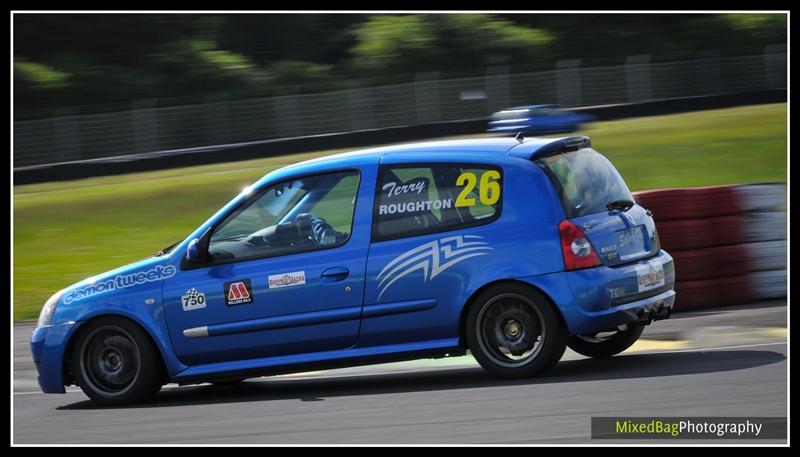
[296, 212, 343, 246]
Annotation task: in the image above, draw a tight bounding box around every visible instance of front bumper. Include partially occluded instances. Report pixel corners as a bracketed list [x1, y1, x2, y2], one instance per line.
[30, 321, 79, 393]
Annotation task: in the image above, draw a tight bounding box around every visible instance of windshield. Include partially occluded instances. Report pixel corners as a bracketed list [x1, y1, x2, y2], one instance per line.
[535, 148, 633, 218]
[154, 241, 179, 257]
[211, 180, 309, 243]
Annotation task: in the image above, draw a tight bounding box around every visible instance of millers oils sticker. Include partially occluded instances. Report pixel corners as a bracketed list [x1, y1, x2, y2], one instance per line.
[224, 279, 253, 306]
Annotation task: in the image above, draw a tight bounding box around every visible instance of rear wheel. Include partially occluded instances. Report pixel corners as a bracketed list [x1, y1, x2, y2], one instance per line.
[466, 284, 567, 379]
[70, 316, 165, 406]
[568, 324, 645, 358]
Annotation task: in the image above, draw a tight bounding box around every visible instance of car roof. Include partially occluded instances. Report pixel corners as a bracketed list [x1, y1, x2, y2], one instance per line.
[259, 136, 591, 185]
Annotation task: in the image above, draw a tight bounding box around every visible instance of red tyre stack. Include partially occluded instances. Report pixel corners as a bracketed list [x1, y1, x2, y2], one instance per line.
[633, 183, 786, 312]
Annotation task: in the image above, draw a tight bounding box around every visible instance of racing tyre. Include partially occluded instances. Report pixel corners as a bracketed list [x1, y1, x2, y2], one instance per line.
[568, 324, 645, 358]
[466, 283, 567, 379]
[70, 316, 165, 406]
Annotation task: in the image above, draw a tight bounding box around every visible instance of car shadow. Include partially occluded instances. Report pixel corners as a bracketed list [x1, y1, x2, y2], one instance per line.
[57, 348, 785, 410]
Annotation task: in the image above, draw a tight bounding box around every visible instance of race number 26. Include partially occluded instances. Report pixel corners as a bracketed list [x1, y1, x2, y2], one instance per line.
[455, 170, 501, 207]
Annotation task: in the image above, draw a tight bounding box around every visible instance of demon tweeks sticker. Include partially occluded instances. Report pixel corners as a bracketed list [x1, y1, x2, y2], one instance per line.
[268, 271, 306, 289]
[224, 279, 254, 306]
[63, 265, 177, 305]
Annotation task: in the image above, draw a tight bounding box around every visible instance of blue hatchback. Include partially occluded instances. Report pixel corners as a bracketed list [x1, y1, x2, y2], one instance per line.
[488, 104, 594, 135]
[31, 135, 675, 405]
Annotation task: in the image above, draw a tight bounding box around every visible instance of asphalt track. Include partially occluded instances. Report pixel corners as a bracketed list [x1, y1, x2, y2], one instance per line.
[13, 302, 788, 444]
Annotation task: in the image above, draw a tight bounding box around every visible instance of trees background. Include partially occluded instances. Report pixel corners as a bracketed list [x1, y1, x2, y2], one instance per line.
[13, 13, 787, 118]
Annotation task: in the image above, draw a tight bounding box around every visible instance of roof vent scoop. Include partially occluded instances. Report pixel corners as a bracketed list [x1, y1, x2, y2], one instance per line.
[514, 132, 524, 143]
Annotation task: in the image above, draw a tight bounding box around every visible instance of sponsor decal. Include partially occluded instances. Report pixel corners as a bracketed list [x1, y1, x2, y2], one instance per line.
[224, 279, 253, 306]
[455, 170, 501, 207]
[607, 287, 626, 299]
[601, 245, 619, 260]
[635, 263, 666, 292]
[382, 179, 427, 198]
[377, 235, 492, 300]
[268, 271, 306, 289]
[379, 198, 453, 215]
[181, 288, 206, 311]
[63, 265, 177, 304]
[379, 179, 453, 216]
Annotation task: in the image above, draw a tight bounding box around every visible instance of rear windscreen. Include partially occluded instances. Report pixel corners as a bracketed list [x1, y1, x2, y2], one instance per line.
[535, 148, 633, 218]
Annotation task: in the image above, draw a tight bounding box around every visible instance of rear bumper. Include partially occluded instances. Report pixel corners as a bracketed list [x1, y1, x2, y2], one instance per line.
[576, 289, 675, 332]
[520, 250, 676, 335]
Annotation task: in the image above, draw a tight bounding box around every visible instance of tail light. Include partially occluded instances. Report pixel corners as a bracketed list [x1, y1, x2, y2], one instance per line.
[559, 220, 601, 271]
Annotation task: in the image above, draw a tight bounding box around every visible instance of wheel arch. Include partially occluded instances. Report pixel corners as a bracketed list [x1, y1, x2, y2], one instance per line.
[63, 312, 171, 387]
[458, 279, 568, 348]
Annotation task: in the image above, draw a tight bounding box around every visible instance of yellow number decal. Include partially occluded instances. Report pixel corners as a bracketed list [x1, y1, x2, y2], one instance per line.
[455, 172, 477, 207]
[456, 170, 502, 207]
[479, 170, 501, 205]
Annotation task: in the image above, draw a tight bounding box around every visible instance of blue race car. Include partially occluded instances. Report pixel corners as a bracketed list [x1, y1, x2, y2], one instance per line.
[488, 104, 594, 135]
[31, 135, 675, 405]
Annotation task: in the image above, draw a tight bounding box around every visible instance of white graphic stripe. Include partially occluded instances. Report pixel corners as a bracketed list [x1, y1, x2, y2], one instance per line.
[378, 240, 438, 279]
[377, 249, 434, 291]
[377, 235, 493, 300]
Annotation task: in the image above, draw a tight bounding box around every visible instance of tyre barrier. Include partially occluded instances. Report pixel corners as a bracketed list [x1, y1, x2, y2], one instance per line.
[632, 183, 786, 312]
[743, 240, 788, 272]
[657, 216, 744, 251]
[735, 183, 787, 213]
[742, 212, 788, 243]
[634, 185, 741, 221]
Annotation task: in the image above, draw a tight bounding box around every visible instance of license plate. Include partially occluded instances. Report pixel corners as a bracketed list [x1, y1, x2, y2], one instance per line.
[635, 262, 666, 292]
[616, 225, 645, 255]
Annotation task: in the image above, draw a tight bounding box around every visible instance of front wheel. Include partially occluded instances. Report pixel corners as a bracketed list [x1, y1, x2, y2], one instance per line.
[465, 284, 567, 379]
[568, 324, 645, 358]
[70, 316, 165, 406]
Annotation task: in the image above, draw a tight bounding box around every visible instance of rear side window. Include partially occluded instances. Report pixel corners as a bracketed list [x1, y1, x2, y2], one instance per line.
[536, 148, 633, 218]
[373, 164, 503, 241]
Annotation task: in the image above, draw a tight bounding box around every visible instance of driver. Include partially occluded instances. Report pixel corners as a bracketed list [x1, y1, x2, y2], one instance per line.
[295, 212, 349, 246]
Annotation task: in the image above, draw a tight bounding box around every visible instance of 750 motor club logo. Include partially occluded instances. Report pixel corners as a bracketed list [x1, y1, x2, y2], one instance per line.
[181, 288, 206, 311]
[224, 279, 254, 306]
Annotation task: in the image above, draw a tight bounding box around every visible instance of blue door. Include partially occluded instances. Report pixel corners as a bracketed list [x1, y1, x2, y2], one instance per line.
[359, 162, 505, 348]
[163, 169, 374, 366]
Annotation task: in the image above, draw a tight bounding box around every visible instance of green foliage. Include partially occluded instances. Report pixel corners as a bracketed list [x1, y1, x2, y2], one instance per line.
[14, 58, 70, 89]
[430, 14, 556, 66]
[148, 40, 259, 86]
[350, 15, 436, 73]
[350, 14, 555, 73]
[12, 13, 788, 116]
[266, 60, 336, 87]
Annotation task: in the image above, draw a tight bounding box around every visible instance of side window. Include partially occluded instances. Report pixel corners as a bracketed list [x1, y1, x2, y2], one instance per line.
[373, 164, 502, 241]
[207, 170, 360, 264]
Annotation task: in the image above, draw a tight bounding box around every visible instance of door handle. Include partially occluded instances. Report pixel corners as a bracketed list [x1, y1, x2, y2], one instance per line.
[321, 266, 349, 282]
